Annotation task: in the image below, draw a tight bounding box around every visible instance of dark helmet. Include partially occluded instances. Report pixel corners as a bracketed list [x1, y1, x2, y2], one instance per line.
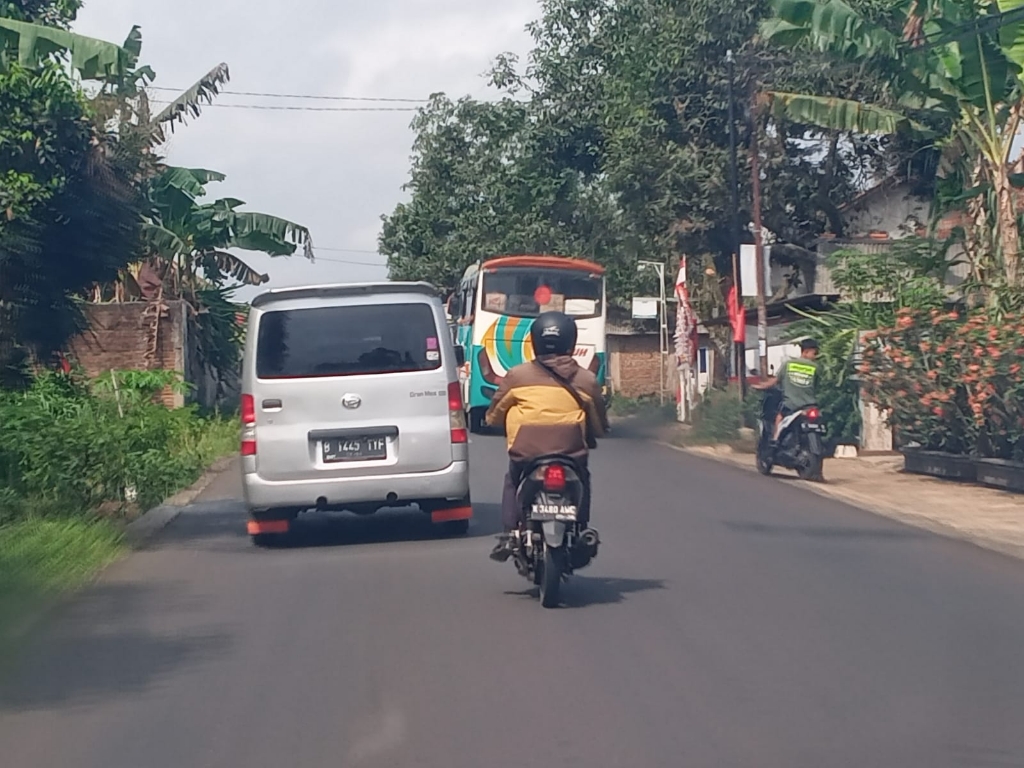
[800, 337, 820, 352]
[530, 311, 578, 356]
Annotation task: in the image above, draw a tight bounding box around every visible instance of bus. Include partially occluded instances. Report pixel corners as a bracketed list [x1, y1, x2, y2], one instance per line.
[448, 255, 608, 432]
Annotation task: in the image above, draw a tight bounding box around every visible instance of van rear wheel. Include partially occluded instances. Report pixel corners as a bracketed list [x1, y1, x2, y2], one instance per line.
[442, 519, 470, 536]
[251, 533, 284, 548]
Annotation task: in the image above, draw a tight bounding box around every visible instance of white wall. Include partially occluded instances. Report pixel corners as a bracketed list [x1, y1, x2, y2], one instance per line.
[844, 185, 930, 238]
[745, 342, 800, 376]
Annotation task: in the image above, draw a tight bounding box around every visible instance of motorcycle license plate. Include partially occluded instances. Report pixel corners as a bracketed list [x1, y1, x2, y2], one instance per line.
[530, 494, 578, 521]
[803, 424, 823, 432]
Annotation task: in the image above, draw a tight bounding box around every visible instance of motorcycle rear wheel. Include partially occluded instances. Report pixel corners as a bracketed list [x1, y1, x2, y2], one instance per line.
[756, 424, 774, 476]
[798, 452, 824, 481]
[539, 544, 563, 608]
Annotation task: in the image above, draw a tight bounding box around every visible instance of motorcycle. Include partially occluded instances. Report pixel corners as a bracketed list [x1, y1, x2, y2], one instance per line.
[510, 454, 600, 608]
[756, 388, 826, 481]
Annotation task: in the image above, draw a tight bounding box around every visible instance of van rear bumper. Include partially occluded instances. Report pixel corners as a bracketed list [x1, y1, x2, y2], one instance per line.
[242, 460, 470, 512]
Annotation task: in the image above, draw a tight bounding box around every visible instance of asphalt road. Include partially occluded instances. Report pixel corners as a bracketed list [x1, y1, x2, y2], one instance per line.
[3, 432, 1024, 768]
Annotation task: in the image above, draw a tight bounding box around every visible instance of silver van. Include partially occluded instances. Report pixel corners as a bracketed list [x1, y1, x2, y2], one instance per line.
[240, 283, 472, 544]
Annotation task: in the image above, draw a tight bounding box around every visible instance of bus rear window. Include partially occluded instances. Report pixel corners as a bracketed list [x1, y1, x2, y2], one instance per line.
[256, 303, 442, 379]
[481, 268, 603, 318]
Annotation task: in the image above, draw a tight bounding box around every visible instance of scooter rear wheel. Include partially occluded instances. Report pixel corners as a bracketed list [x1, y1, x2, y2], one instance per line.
[756, 423, 774, 476]
[798, 452, 823, 481]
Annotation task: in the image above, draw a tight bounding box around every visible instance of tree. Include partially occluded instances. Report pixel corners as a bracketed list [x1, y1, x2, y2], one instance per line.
[382, 0, 901, 306]
[132, 165, 313, 298]
[762, 0, 1024, 298]
[380, 94, 632, 296]
[0, 0, 146, 377]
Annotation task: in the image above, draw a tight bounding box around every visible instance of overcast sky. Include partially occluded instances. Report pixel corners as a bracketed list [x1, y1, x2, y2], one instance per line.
[74, 0, 538, 299]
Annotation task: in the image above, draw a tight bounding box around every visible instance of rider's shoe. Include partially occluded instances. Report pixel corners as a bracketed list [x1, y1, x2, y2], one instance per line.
[489, 534, 513, 562]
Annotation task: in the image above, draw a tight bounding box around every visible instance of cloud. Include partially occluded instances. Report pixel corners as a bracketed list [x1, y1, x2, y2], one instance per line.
[73, 0, 538, 296]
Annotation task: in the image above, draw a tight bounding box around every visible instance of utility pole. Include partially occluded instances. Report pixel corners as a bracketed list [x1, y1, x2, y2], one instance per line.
[638, 260, 668, 406]
[749, 91, 769, 377]
[726, 49, 746, 399]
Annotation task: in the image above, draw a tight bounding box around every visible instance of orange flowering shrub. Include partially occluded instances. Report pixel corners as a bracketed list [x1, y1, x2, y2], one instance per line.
[860, 309, 1024, 460]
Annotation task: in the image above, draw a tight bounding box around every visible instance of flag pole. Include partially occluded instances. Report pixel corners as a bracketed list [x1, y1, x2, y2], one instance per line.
[727, 48, 746, 399]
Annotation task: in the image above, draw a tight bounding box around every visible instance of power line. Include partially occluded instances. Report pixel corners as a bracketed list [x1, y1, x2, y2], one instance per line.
[148, 86, 428, 103]
[316, 255, 388, 267]
[316, 247, 380, 254]
[149, 100, 417, 112]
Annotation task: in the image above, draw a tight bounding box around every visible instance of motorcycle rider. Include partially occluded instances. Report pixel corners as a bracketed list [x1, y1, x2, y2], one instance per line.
[751, 337, 821, 443]
[484, 311, 609, 562]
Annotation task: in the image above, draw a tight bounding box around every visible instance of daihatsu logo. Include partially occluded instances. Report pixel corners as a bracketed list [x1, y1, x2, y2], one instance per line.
[341, 394, 362, 409]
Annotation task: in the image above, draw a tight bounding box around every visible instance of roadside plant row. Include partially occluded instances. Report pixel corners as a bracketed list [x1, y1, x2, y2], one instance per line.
[0, 367, 237, 637]
[859, 309, 1024, 461]
[0, 368, 237, 523]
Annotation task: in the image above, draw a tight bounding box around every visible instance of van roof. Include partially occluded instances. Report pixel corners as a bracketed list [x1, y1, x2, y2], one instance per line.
[249, 282, 439, 309]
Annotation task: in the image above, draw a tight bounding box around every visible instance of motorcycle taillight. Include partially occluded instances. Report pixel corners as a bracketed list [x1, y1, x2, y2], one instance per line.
[806, 407, 821, 421]
[543, 465, 566, 492]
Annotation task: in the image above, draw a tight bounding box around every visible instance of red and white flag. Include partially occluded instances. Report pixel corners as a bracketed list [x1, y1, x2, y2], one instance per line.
[673, 258, 698, 367]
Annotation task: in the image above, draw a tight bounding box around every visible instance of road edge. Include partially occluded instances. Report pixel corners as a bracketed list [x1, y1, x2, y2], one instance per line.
[122, 455, 237, 546]
[659, 441, 1024, 563]
[1, 456, 238, 649]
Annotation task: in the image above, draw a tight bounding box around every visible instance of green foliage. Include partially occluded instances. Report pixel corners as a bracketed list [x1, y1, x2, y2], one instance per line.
[763, 0, 1024, 289]
[0, 370, 238, 514]
[786, 240, 954, 444]
[0, 58, 142, 366]
[860, 308, 1024, 459]
[0, 516, 123, 639]
[692, 386, 744, 443]
[0, 17, 134, 79]
[141, 164, 313, 290]
[607, 393, 678, 422]
[382, 0, 898, 302]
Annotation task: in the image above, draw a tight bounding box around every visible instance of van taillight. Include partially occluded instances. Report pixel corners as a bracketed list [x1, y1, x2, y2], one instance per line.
[448, 382, 468, 444]
[241, 394, 257, 455]
[543, 465, 566, 492]
[241, 394, 256, 425]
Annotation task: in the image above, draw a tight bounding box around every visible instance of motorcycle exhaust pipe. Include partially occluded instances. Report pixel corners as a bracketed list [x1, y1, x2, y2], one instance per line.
[580, 528, 600, 556]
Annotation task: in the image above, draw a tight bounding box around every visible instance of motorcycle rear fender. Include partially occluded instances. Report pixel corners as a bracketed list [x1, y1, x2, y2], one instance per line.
[542, 521, 567, 548]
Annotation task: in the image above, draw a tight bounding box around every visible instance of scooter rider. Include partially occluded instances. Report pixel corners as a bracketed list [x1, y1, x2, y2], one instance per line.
[751, 337, 821, 443]
[484, 311, 609, 562]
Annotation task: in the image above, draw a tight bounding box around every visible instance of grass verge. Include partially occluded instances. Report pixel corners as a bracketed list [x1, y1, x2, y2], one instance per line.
[0, 514, 125, 642]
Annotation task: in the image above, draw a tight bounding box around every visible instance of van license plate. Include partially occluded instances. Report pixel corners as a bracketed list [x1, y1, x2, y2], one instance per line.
[322, 436, 387, 463]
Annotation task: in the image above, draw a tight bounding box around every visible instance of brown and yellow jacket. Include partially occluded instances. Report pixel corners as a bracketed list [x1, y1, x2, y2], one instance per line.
[485, 354, 609, 461]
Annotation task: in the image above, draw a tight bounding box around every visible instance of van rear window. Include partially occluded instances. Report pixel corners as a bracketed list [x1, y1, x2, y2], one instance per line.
[256, 303, 442, 379]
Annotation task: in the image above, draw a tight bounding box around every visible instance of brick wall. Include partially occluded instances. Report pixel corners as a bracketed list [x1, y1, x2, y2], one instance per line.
[68, 301, 188, 408]
[608, 333, 676, 399]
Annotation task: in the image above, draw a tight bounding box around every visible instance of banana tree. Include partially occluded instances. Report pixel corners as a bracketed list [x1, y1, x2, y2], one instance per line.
[142, 165, 313, 297]
[0, 17, 136, 79]
[761, 0, 1024, 290]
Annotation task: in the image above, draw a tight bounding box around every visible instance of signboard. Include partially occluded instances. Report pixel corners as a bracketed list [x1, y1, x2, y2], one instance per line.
[632, 296, 659, 319]
[740, 244, 772, 298]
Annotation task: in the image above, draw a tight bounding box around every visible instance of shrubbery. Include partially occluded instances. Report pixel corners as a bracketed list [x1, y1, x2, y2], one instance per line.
[0, 369, 237, 520]
[860, 308, 1024, 460]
